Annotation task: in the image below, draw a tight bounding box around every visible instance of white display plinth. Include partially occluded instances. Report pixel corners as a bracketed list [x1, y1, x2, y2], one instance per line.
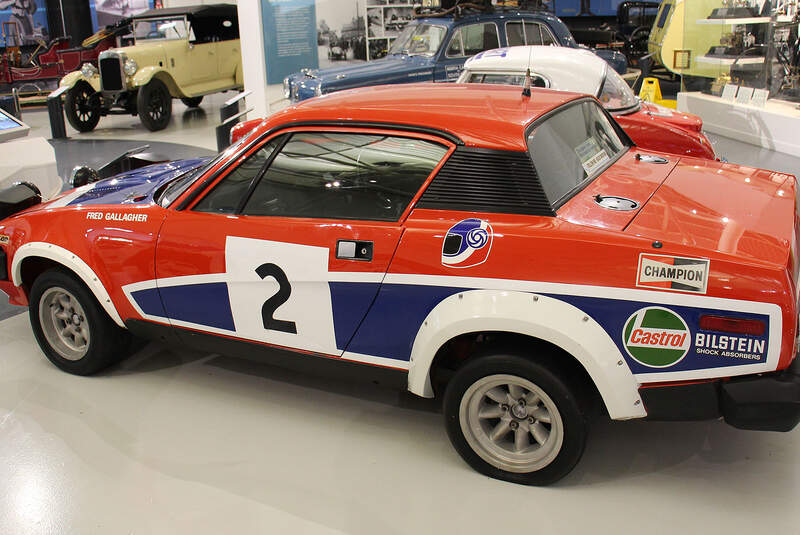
[678, 91, 800, 156]
[0, 137, 60, 200]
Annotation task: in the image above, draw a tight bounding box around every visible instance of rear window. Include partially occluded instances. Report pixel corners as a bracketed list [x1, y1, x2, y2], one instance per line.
[527, 100, 628, 207]
[466, 72, 547, 87]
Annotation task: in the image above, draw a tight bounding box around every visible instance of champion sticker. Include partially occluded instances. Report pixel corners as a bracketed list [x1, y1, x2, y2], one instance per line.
[623, 307, 691, 368]
[441, 218, 493, 268]
[637, 253, 709, 294]
[0, 234, 8, 245]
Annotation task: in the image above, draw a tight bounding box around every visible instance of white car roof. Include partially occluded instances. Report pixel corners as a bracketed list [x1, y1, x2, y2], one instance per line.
[461, 46, 607, 96]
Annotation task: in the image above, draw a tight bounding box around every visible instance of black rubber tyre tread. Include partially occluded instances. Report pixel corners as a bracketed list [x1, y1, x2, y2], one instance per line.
[29, 269, 133, 375]
[180, 96, 203, 107]
[137, 78, 172, 131]
[64, 81, 101, 132]
[443, 353, 588, 486]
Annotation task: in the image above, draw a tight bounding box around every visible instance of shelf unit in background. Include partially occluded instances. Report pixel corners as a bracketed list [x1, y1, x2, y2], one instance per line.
[363, 2, 416, 60]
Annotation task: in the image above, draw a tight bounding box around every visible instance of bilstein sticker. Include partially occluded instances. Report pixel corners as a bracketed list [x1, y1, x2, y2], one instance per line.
[0, 234, 8, 245]
[637, 254, 709, 294]
[695, 333, 766, 361]
[623, 307, 691, 368]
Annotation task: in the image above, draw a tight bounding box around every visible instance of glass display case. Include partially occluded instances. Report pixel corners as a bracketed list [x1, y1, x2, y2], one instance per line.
[649, 0, 800, 103]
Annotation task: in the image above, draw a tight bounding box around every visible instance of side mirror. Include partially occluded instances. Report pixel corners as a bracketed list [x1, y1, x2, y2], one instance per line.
[70, 166, 100, 188]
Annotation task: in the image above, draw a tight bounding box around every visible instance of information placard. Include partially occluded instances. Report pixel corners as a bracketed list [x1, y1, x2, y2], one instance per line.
[736, 86, 755, 105]
[751, 88, 769, 108]
[262, 0, 319, 85]
[721, 84, 738, 101]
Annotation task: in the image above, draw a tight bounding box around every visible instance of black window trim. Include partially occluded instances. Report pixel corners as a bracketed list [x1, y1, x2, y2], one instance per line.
[231, 133, 290, 214]
[444, 21, 501, 59]
[174, 121, 463, 211]
[524, 96, 634, 211]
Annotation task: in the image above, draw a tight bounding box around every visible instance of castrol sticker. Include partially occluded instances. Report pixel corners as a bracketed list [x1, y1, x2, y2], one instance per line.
[623, 307, 691, 368]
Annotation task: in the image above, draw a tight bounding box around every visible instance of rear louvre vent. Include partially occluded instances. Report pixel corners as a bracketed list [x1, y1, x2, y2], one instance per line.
[417, 147, 554, 216]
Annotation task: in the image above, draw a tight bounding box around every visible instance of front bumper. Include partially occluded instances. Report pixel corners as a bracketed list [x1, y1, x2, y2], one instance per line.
[641, 358, 800, 432]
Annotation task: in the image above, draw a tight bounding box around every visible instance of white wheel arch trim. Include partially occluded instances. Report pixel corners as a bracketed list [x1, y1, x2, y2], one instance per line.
[11, 242, 125, 328]
[406, 289, 647, 420]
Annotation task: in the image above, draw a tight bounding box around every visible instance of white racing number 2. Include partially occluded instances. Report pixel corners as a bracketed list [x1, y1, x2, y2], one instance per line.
[225, 236, 339, 356]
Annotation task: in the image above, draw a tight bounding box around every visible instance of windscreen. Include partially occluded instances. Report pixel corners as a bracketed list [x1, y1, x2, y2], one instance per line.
[597, 67, 639, 112]
[388, 23, 447, 56]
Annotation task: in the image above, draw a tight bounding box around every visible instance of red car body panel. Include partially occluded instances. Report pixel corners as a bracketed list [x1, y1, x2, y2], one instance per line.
[1, 84, 797, 410]
[0, 35, 117, 86]
[613, 102, 714, 159]
[233, 90, 716, 160]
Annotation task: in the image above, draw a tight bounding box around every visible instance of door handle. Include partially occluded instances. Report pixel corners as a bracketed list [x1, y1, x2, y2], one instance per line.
[336, 240, 373, 261]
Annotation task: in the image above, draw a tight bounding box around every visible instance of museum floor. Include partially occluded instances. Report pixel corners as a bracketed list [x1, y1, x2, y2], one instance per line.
[0, 98, 798, 533]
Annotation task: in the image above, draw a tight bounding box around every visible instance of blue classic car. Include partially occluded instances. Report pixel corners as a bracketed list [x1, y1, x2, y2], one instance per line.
[284, 10, 627, 102]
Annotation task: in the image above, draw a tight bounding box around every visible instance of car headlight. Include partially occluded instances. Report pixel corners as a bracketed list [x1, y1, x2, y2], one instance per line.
[283, 77, 291, 99]
[123, 58, 138, 76]
[80, 63, 97, 78]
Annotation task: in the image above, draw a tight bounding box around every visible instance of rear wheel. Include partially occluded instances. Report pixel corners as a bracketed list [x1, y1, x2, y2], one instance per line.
[29, 269, 134, 375]
[64, 81, 101, 132]
[443, 353, 588, 485]
[180, 96, 203, 108]
[137, 78, 172, 131]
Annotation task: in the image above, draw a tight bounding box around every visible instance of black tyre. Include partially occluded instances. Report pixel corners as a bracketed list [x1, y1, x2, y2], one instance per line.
[64, 81, 101, 132]
[443, 353, 588, 486]
[29, 269, 133, 375]
[180, 96, 203, 108]
[137, 78, 172, 131]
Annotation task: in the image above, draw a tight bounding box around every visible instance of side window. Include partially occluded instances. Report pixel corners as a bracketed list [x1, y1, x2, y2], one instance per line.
[194, 137, 283, 214]
[525, 22, 544, 45]
[506, 21, 525, 46]
[540, 24, 556, 45]
[242, 132, 448, 221]
[446, 30, 463, 57]
[462, 23, 499, 56]
[446, 23, 499, 57]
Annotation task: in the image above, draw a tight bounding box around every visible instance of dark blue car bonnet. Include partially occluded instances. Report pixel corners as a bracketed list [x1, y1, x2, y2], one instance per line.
[64, 158, 210, 207]
[288, 54, 437, 101]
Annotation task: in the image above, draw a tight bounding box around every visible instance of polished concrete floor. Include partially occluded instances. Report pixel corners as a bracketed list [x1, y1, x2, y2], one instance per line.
[1, 100, 799, 533]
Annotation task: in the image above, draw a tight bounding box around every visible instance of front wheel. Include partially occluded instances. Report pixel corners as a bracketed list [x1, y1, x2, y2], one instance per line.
[29, 269, 134, 375]
[64, 81, 101, 132]
[137, 78, 172, 131]
[443, 353, 588, 485]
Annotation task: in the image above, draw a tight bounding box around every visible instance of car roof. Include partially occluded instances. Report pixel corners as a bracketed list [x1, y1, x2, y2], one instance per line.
[414, 9, 561, 28]
[464, 46, 607, 96]
[258, 83, 585, 151]
[133, 4, 236, 20]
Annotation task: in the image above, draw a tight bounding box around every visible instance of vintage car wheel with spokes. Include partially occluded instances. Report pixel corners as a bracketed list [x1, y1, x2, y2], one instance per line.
[29, 270, 134, 375]
[64, 81, 101, 132]
[137, 78, 172, 131]
[443, 353, 588, 486]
